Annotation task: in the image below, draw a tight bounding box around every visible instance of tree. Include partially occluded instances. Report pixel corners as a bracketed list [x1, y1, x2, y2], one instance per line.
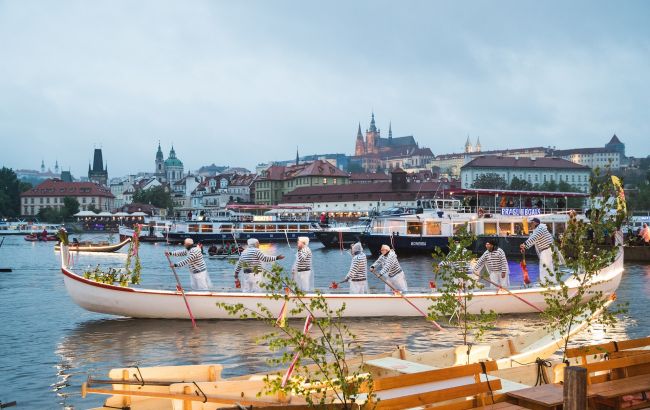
[62, 197, 80, 219]
[217, 264, 374, 408]
[471, 173, 507, 189]
[509, 176, 534, 191]
[132, 186, 173, 210]
[536, 180, 558, 192]
[37, 207, 61, 222]
[0, 167, 31, 217]
[542, 169, 627, 362]
[429, 225, 497, 361]
[346, 162, 364, 173]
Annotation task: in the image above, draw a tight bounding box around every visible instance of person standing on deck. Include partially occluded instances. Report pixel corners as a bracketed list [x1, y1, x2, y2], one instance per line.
[639, 223, 650, 245]
[370, 244, 408, 292]
[341, 242, 369, 293]
[292, 236, 313, 291]
[520, 218, 556, 283]
[473, 240, 509, 288]
[165, 238, 212, 290]
[234, 238, 284, 292]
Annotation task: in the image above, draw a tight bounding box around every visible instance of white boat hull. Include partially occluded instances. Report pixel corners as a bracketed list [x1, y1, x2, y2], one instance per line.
[60, 248, 624, 320]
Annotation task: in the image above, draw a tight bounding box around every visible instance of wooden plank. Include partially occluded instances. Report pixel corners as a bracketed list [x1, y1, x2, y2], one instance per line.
[563, 366, 587, 410]
[565, 336, 650, 359]
[366, 361, 498, 392]
[506, 384, 563, 407]
[372, 380, 502, 410]
[582, 350, 650, 380]
[589, 374, 650, 399]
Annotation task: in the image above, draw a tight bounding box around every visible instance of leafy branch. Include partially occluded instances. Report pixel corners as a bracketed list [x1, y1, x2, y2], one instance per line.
[216, 263, 375, 408]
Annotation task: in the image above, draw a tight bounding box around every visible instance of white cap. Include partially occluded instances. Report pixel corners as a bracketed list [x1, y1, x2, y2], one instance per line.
[298, 236, 309, 246]
[184, 238, 194, 246]
[247, 238, 259, 247]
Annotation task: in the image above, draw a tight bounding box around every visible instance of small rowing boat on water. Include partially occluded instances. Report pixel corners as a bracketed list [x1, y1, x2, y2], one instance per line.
[58, 245, 624, 319]
[24, 234, 58, 242]
[55, 238, 131, 253]
[82, 300, 638, 410]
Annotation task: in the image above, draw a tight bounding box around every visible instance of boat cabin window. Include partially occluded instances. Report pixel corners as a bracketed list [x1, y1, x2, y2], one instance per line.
[425, 221, 441, 235]
[513, 222, 524, 235]
[188, 224, 200, 233]
[288, 224, 298, 232]
[254, 224, 267, 232]
[201, 224, 213, 233]
[277, 224, 287, 232]
[220, 224, 232, 233]
[406, 221, 423, 235]
[299, 224, 309, 231]
[243, 224, 254, 232]
[498, 223, 512, 236]
[453, 223, 467, 234]
[483, 222, 497, 235]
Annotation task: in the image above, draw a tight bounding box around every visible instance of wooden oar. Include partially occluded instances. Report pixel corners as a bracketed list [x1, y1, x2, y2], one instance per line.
[165, 253, 197, 328]
[369, 270, 444, 331]
[478, 276, 543, 313]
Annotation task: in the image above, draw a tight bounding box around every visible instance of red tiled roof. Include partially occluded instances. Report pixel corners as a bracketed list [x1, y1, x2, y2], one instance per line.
[349, 172, 390, 181]
[462, 155, 589, 170]
[259, 160, 348, 181]
[20, 179, 115, 198]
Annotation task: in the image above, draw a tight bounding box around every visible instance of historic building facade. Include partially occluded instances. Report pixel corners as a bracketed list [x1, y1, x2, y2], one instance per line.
[88, 148, 108, 186]
[552, 135, 626, 170]
[460, 156, 591, 192]
[154, 143, 185, 184]
[20, 179, 115, 216]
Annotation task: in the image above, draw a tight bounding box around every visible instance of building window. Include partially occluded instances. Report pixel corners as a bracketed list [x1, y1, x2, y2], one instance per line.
[323, 178, 328, 184]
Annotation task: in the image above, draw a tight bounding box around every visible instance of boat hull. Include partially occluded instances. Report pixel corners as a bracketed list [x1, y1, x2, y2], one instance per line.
[59, 248, 624, 319]
[314, 230, 364, 248]
[55, 238, 131, 253]
[361, 233, 450, 256]
[166, 231, 316, 244]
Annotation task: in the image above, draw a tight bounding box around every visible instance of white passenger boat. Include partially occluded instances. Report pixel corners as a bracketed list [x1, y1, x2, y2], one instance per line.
[58, 245, 623, 320]
[0, 221, 62, 235]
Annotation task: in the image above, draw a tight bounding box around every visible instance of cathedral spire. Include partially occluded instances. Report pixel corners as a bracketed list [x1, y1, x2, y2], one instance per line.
[388, 122, 393, 140]
[296, 146, 300, 166]
[464, 135, 473, 153]
[369, 112, 377, 133]
[356, 123, 363, 139]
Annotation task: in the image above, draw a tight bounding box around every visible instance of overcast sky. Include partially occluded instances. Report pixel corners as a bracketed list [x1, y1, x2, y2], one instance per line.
[1, 0, 648, 178]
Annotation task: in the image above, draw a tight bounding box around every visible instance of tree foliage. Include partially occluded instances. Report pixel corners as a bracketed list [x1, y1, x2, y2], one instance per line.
[35, 197, 80, 222]
[429, 225, 497, 357]
[508, 176, 534, 191]
[542, 167, 627, 360]
[132, 185, 173, 210]
[216, 264, 374, 408]
[471, 173, 507, 189]
[0, 167, 31, 217]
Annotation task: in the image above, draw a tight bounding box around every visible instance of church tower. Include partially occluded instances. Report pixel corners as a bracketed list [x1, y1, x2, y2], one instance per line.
[88, 148, 108, 186]
[155, 141, 165, 181]
[475, 136, 481, 153]
[464, 136, 473, 153]
[365, 112, 380, 154]
[354, 123, 365, 155]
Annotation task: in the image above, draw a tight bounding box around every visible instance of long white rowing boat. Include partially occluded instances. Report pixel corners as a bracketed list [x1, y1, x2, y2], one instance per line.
[58, 245, 624, 319]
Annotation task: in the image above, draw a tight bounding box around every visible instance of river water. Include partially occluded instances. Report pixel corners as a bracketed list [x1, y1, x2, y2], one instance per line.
[0, 234, 648, 409]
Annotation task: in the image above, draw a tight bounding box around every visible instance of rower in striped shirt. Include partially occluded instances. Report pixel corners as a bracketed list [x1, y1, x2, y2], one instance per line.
[292, 236, 313, 291]
[370, 245, 408, 292]
[234, 238, 284, 292]
[166, 238, 212, 290]
[341, 242, 369, 294]
[520, 217, 556, 284]
[473, 239, 509, 288]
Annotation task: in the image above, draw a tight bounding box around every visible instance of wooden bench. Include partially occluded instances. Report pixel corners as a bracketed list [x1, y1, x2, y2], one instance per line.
[565, 336, 650, 366]
[365, 357, 439, 377]
[358, 360, 504, 409]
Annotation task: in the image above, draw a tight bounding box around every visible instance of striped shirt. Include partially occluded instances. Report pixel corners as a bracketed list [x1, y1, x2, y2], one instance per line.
[524, 223, 554, 254]
[474, 248, 508, 275]
[234, 247, 278, 277]
[294, 246, 312, 272]
[371, 250, 403, 278]
[345, 252, 368, 282]
[170, 247, 207, 274]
